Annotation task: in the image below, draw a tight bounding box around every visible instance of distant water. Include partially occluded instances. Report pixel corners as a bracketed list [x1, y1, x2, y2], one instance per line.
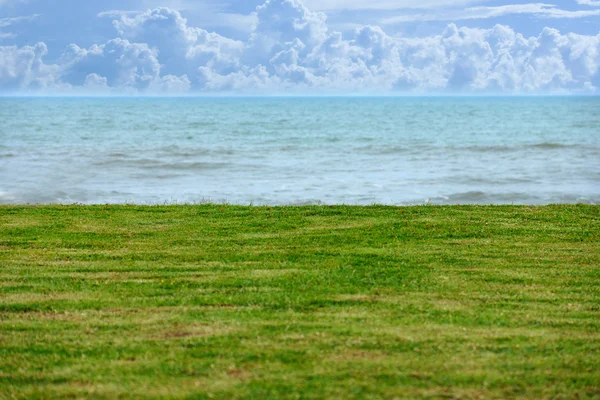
[1, 97, 599, 205]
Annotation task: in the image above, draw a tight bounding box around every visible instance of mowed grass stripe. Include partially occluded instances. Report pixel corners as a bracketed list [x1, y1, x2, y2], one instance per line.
[0, 205, 599, 399]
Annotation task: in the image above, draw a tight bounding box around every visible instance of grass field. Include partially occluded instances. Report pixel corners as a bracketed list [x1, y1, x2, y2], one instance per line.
[0, 204, 599, 399]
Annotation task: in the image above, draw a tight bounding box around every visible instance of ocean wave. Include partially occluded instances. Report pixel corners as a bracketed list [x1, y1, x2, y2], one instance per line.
[276, 145, 305, 152]
[106, 152, 136, 159]
[355, 145, 407, 155]
[527, 143, 578, 150]
[441, 176, 537, 185]
[353, 143, 591, 155]
[461, 145, 514, 152]
[129, 173, 186, 180]
[461, 143, 583, 152]
[426, 191, 600, 205]
[427, 191, 541, 204]
[157, 145, 235, 157]
[93, 157, 230, 171]
[186, 121, 219, 129]
[139, 161, 231, 171]
[446, 191, 490, 202]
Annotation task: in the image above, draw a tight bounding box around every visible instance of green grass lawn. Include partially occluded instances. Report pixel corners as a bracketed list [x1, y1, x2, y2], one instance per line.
[0, 205, 599, 399]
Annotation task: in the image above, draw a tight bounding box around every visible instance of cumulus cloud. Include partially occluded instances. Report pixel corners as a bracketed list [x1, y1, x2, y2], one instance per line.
[149, 74, 192, 93]
[0, 0, 599, 94]
[107, 7, 244, 80]
[251, 0, 328, 51]
[60, 39, 161, 90]
[83, 73, 108, 89]
[0, 42, 62, 91]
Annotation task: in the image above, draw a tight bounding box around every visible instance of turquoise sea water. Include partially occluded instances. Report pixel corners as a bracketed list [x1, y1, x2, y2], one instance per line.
[1, 97, 599, 205]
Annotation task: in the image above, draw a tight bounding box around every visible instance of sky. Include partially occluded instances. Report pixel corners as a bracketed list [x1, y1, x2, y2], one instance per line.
[0, 0, 599, 94]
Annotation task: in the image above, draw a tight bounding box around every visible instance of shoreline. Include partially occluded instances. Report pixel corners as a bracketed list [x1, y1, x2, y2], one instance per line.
[1, 203, 599, 208]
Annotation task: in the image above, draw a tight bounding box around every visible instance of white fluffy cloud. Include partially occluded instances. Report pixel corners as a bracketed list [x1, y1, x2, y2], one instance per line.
[110, 7, 244, 78]
[60, 39, 161, 90]
[0, 42, 62, 91]
[0, 0, 599, 94]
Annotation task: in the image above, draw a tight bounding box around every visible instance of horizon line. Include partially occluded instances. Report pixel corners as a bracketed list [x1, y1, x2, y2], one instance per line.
[1, 93, 599, 99]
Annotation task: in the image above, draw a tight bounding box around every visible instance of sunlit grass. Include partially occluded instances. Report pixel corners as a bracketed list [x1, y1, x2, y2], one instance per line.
[1, 204, 599, 399]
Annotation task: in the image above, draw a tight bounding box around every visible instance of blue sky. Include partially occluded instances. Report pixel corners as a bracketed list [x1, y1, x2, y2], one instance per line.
[1, 0, 599, 94]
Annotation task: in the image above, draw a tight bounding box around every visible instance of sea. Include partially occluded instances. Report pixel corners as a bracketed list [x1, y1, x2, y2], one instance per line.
[1, 97, 599, 205]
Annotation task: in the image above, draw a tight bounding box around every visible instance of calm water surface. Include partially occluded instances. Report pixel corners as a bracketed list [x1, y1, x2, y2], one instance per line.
[1, 97, 599, 205]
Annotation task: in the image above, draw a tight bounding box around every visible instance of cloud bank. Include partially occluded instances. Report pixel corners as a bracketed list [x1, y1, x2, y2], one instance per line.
[0, 0, 599, 94]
